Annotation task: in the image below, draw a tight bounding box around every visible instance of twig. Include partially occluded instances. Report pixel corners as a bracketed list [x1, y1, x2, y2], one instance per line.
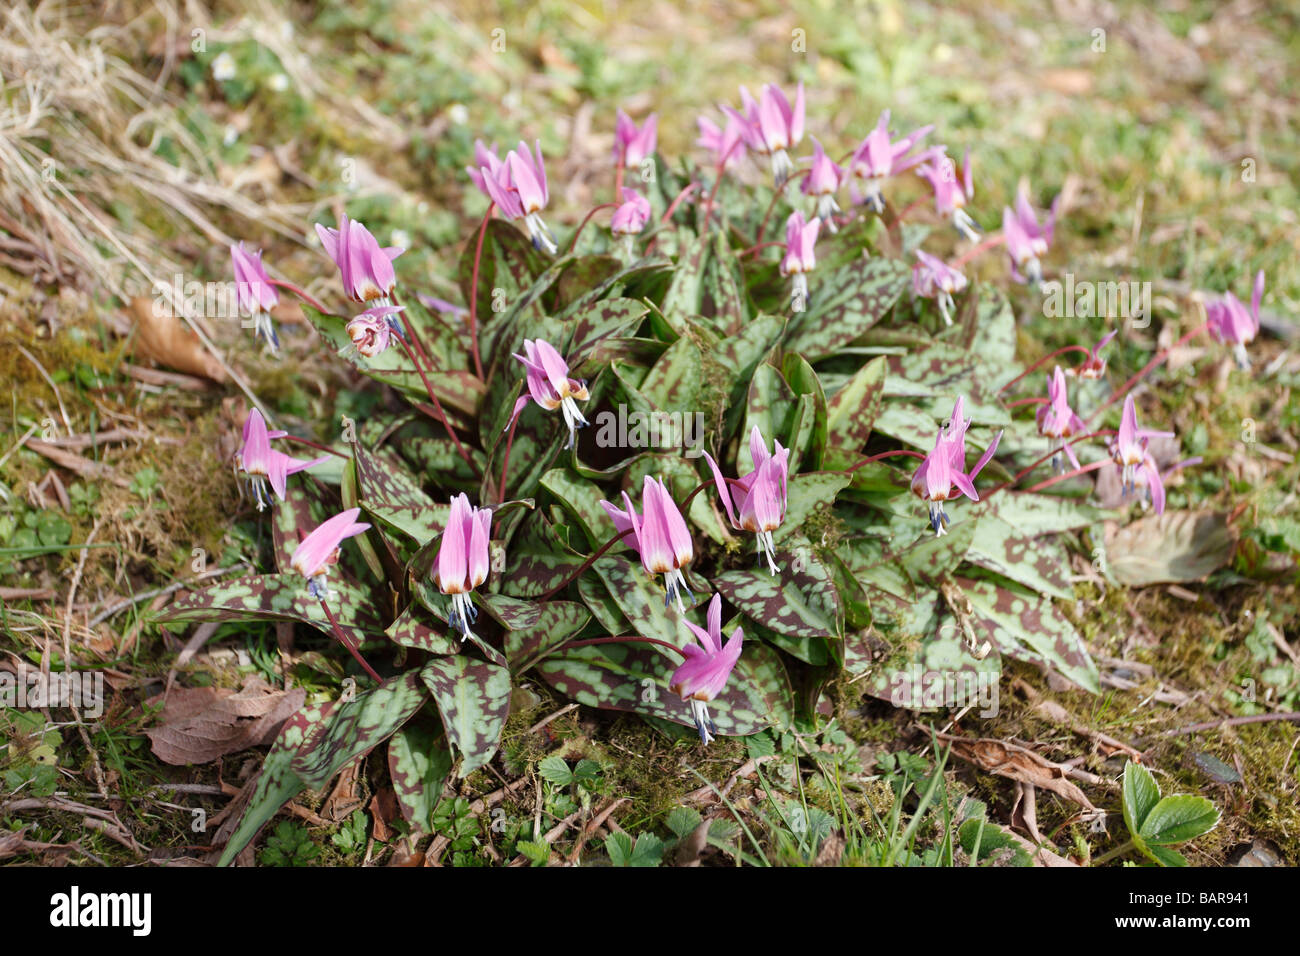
[1159, 712, 1300, 739]
[89, 562, 250, 627]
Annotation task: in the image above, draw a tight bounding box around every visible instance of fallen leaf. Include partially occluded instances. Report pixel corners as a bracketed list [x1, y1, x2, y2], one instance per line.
[1102, 510, 1236, 587]
[143, 677, 305, 765]
[128, 296, 228, 382]
[940, 734, 1099, 812]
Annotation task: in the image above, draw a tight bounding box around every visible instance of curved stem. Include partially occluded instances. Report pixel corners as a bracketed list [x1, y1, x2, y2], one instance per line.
[498, 413, 519, 505]
[755, 168, 809, 245]
[1020, 458, 1108, 495]
[282, 435, 349, 459]
[680, 478, 717, 512]
[951, 231, 1005, 269]
[1005, 396, 1049, 408]
[319, 598, 381, 682]
[1090, 839, 1136, 867]
[537, 528, 636, 601]
[701, 141, 743, 233]
[661, 182, 700, 223]
[395, 336, 473, 467]
[845, 448, 927, 473]
[739, 240, 787, 259]
[566, 202, 618, 255]
[998, 345, 1093, 394]
[984, 430, 1115, 497]
[1086, 321, 1210, 424]
[269, 278, 331, 315]
[466, 204, 494, 380]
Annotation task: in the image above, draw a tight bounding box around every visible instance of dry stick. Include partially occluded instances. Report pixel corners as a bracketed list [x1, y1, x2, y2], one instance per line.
[1160, 712, 1300, 739]
[318, 599, 381, 682]
[89, 562, 250, 627]
[394, 335, 473, 467]
[1086, 321, 1210, 424]
[467, 204, 494, 380]
[998, 345, 1094, 394]
[17, 345, 72, 434]
[754, 168, 809, 245]
[64, 519, 108, 799]
[984, 430, 1116, 497]
[566, 202, 618, 255]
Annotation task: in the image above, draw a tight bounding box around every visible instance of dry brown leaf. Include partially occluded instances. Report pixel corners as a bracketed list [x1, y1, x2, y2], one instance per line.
[143, 678, 305, 765]
[941, 734, 1099, 812]
[128, 296, 228, 382]
[1101, 510, 1237, 587]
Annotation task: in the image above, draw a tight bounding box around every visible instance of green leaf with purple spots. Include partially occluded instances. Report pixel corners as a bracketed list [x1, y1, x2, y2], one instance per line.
[353, 441, 447, 543]
[967, 516, 1075, 601]
[386, 603, 459, 656]
[897, 517, 979, 583]
[506, 600, 591, 671]
[592, 554, 700, 652]
[388, 723, 453, 837]
[500, 513, 587, 599]
[777, 471, 852, 542]
[478, 592, 542, 631]
[419, 657, 512, 776]
[711, 545, 841, 639]
[784, 256, 910, 361]
[825, 355, 887, 455]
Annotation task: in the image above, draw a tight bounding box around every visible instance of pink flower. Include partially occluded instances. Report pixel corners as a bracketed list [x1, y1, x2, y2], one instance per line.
[465, 139, 505, 198]
[668, 593, 743, 745]
[848, 109, 936, 211]
[291, 507, 371, 598]
[780, 211, 821, 310]
[237, 408, 328, 511]
[314, 214, 404, 304]
[723, 82, 805, 184]
[230, 242, 280, 350]
[599, 476, 695, 613]
[507, 338, 590, 448]
[918, 148, 979, 241]
[614, 109, 658, 168]
[703, 426, 789, 574]
[1035, 366, 1086, 471]
[434, 493, 493, 639]
[801, 137, 845, 228]
[1002, 184, 1059, 286]
[910, 397, 1002, 535]
[345, 305, 404, 359]
[696, 113, 748, 170]
[912, 249, 968, 326]
[1069, 329, 1117, 379]
[1108, 395, 1174, 514]
[1206, 269, 1265, 369]
[475, 140, 557, 254]
[610, 188, 652, 236]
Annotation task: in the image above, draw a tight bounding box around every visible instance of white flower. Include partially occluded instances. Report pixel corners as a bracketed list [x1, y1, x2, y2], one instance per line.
[268, 73, 289, 92]
[448, 103, 469, 125]
[211, 51, 237, 82]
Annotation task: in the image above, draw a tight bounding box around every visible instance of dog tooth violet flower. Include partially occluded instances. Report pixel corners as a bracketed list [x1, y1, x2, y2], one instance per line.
[434, 494, 493, 640]
[780, 211, 821, 311]
[801, 137, 845, 230]
[600, 476, 695, 613]
[614, 109, 658, 169]
[1002, 185, 1059, 286]
[1206, 269, 1265, 369]
[291, 508, 371, 599]
[610, 188, 651, 260]
[507, 338, 590, 448]
[696, 113, 749, 170]
[725, 82, 805, 185]
[237, 408, 328, 511]
[1108, 395, 1174, 513]
[1069, 329, 1117, 379]
[230, 243, 280, 351]
[919, 148, 979, 241]
[1036, 366, 1086, 471]
[345, 305, 405, 359]
[315, 214, 404, 304]
[912, 250, 967, 326]
[910, 398, 1002, 536]
[848, 109, 936, 212]
[669, 593, 743, 745]
[703, 426, 789, 575]
[476, 140, 558, 255]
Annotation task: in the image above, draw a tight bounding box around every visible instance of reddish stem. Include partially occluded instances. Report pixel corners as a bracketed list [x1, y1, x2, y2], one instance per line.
[395, 336, 473, 467]
[1006, 397, 1049, 408]
[755, 168, 810, 245]
[319, 598, 382, 682]
[701, 141, 743, 233]
[269, 278, 331, 315]
[537, 528, 636, 602]
[739, 240, 787, 259]
[951, 232, 1006, 269]
[614, 159, 625, 200]
[1086, 322, 1210, 424]
[282, 435, 349, 458]
[661, 182, 700, 223]
[566, 202, 618, 255]
[998, 345, 1094, 394]
[845, 449, 927, 473]
[1021, 459, 1108, 495]
[498, 413, 519, 505]
[984, 429, 1115, 497]
[466, 204, 493, 379]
